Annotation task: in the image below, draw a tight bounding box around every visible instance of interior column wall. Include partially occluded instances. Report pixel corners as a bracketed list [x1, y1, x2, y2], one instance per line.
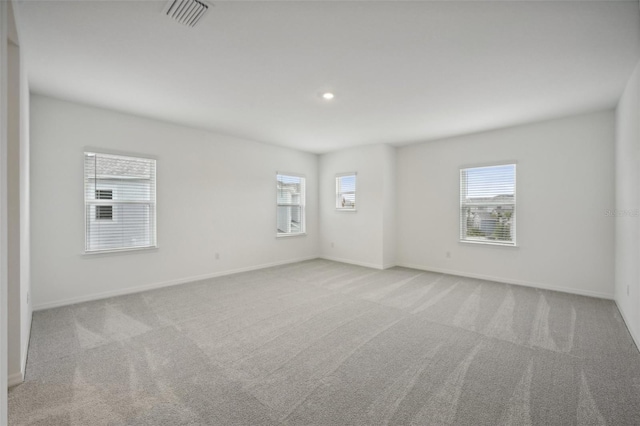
[5, 0, 30, 388]
[18, 42, 30, 382]
[6, 38, 20, 387]
[615, 61, 640, 345]
[382, 144, 396, 269]
[319, 144, 396, 269]
[0, 0, 9, 422]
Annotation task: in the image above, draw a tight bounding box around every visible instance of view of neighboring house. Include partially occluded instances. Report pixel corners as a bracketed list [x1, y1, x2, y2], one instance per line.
[463, 194, 514, 241]
[336, 174, 356, 210]
[339, 194, 355, 209]
[276, 176, 304, 235]
[84, 153, 156, 251]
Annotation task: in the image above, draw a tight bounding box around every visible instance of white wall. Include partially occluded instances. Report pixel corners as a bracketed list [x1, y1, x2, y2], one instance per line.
[319, 144, 395, 269]
[0, 1, 8, 423]
[18, 52, 29, 387]
[31, 95, 319, 309]
[615, 61, 640, 344]
[1, 0, 31, 408]
[6, 39, 20, 386]
[382, 144, 396, 268]
[6, 0, 31, 387]
[397, 111, 616, 298]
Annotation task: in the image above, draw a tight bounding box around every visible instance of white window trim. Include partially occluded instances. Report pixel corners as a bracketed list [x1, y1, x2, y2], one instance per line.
[84, 151, 158, 254]
[336, 172, 357, 212]
[459, 239, 518, 248]
[276, 232, 307, 238]
[459, 163, 517, 247]
[276, 172, 306, 238]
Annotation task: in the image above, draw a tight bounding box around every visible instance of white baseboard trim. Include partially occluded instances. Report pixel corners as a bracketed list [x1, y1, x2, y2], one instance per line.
[396, 262, 614, 300]
[33, 255, 319, 311]
[34, 257, 614, 310]
[8, 371, 23, 387]
[615, 300, 640, 351]
[320, 256, 384, 270]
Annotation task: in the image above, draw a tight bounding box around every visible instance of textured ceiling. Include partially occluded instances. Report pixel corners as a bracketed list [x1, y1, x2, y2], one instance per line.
[16, 0, 640, 153]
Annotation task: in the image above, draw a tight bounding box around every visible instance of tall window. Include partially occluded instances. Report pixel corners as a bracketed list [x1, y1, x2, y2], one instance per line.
[336, 173, 356, 210]
[460, 164, 516, 246]
[277, 173, 305, 236]
[84, 152, 157, 252]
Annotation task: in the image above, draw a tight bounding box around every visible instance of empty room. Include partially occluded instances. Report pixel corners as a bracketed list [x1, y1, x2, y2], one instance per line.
[1, 0, 640, 424]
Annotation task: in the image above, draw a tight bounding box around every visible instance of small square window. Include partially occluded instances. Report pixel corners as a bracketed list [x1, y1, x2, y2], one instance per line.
[336, 173, 356, 210]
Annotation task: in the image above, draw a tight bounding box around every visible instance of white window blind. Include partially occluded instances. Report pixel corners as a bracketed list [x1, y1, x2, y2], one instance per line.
[84, 152, 157, 252]
[277, 173, 305, 236]
[460, 164, 516, 246]
[336, 173, 356, 210]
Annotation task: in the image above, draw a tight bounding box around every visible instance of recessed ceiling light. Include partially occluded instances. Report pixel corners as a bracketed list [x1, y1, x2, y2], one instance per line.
[322, 92, 335, 100]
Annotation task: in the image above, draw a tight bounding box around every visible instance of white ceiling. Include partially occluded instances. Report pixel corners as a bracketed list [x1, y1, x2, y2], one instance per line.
[16, 0, 640, 154]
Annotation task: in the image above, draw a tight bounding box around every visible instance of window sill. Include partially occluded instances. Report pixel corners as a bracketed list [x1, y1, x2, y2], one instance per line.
[83, 246, 158, 256]
[459, 240, 518, 248]
[277, 233, 307, 238]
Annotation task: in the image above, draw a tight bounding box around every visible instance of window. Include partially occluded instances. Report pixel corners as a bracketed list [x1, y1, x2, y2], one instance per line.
[277, 173, 305, 236]
[336, 173, 356, 210]
[460, 164, 516, 246]
[84, 152, 157, 252]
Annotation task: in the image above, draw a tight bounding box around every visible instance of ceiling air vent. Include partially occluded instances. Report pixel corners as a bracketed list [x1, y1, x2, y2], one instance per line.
[164, 0, 210, 27]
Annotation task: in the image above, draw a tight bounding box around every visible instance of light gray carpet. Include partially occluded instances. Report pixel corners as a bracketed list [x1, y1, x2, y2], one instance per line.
[8, 259, 640, 425]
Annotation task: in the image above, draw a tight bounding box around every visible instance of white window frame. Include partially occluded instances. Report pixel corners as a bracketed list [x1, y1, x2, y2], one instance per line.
[460, 163, 516, 247]
[336, 172, 357, 211]
[276, 172, 306, 237]
[84, 151, 157, 253]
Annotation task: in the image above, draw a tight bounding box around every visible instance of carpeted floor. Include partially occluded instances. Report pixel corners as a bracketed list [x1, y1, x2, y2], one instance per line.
[8, 259, 640, 425]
